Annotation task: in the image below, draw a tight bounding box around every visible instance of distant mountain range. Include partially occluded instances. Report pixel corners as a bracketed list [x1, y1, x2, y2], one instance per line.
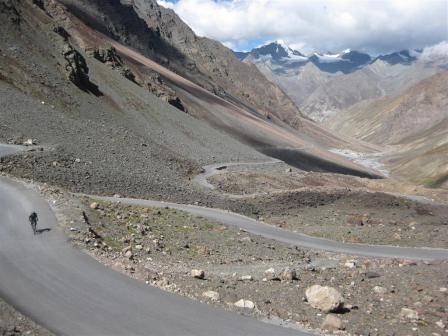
[235, 41, 422, 74]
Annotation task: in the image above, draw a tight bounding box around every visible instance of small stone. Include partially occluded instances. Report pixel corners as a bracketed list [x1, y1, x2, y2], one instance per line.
[321, 314, 343, 331]
[135, 244, 143, 250]
[400, 307, 419, 321]
[373, 286, 387, 294]
[280, 267, 297, 281]
[191, 269, 205, 279]
[422, 295, 433, 304]
[90, 202, 99, 209]
[23, 138, 36, 146]
[264, 268, 279, 281]
[124, 250, 133, 259]
[344, 260, 357, 269]
[305, 285, 344, 313]
[240, 237, 252, 242]
[74, 158, 81, 163]
[439, 287, 447, 292]
[234, 299, 255, 309]
[365, 271, 381, 279]
[436, 320, 445, 329]
[241, 275, 253, 281]
[393, 232, 401, 240]
[202, 291, 220, 301]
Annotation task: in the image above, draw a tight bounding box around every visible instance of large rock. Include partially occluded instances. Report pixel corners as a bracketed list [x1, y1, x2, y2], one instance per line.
[305, 285, 344, 313]
[321, 314, 343, 331]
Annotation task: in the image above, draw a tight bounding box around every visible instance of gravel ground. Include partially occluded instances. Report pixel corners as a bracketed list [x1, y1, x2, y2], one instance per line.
[208, 169, 448, 248]
[0, 299, 52, 336]
[38, 184, 448, 336]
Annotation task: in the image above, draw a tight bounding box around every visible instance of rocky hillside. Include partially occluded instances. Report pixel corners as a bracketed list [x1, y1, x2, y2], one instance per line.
[325, 72, 448, 145]
[327, 72, 448, 187]
[58, 0, 303, 127]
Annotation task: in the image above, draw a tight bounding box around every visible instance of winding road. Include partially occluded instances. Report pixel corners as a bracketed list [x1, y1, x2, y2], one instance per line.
[95, 196, 448, 261]
[1, 144, 448, 335]
[0, 145, 306, 336]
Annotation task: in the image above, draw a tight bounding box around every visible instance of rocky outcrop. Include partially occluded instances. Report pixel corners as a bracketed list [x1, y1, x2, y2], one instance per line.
[62, 44, 88, 86]
[143, 70, 186, 112]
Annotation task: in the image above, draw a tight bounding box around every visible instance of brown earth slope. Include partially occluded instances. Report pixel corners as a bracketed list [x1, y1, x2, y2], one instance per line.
[57, 0, 303, 127]
[326, 72, 448, 188]
[326, 72, 448, 145]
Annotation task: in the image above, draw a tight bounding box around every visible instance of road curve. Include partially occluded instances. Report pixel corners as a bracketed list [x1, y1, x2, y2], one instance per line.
[193, 159, 282, 192]
[0, 180, 306, 335]
[94, 196, 448, 261]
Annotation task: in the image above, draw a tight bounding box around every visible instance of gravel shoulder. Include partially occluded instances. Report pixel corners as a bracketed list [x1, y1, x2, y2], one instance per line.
[0, 298, 52, 336]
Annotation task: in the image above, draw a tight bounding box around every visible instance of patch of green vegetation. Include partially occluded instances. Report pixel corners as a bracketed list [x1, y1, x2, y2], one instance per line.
[424, 172, 448, 189]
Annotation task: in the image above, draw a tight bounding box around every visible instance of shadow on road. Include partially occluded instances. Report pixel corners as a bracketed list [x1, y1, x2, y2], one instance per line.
[36, 228, 52, 234]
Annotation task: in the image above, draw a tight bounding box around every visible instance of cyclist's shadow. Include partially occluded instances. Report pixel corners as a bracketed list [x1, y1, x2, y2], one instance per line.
[36, 228, 52, 234]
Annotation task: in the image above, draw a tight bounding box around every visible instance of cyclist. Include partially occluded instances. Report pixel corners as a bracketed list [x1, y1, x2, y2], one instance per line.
[29, 212, 38, 235]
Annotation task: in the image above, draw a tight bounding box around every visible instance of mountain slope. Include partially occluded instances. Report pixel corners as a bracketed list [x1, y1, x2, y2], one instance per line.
[326, 72, 448, 145]
[0, 0, 380, 207]
[58, 0, 303, 127]
[325, 72, 448, 187]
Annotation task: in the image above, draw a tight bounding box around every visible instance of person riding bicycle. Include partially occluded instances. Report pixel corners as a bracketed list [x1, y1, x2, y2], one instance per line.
[29, 212, 38, 235]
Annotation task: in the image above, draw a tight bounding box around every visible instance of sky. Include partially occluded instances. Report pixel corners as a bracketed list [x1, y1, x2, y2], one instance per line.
[157, 0, 448, 54]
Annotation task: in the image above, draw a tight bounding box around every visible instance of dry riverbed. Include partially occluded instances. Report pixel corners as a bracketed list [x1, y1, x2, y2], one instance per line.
[41, 186, 448, 336]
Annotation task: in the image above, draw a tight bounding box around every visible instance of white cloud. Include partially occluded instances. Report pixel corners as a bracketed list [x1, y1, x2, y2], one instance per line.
[157, 0, 448, 53]
[419, 41, 448, 63]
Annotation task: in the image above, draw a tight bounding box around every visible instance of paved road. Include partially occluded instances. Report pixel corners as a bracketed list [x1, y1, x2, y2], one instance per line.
[95, 196, 448, 261]
[0, 146, 306, 335]
[192, 159, 282, 196]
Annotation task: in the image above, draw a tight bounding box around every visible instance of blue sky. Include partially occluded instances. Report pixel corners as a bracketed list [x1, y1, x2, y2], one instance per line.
[158, 0, 448, 54]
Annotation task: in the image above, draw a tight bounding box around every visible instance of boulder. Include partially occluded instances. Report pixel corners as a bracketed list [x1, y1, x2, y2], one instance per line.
[234, 299, 255, 309]
[305, 285, 344, 313]
[202, 291, 220, 301]
[191, 269, 205, 279]
[321, 314, 343, 331]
